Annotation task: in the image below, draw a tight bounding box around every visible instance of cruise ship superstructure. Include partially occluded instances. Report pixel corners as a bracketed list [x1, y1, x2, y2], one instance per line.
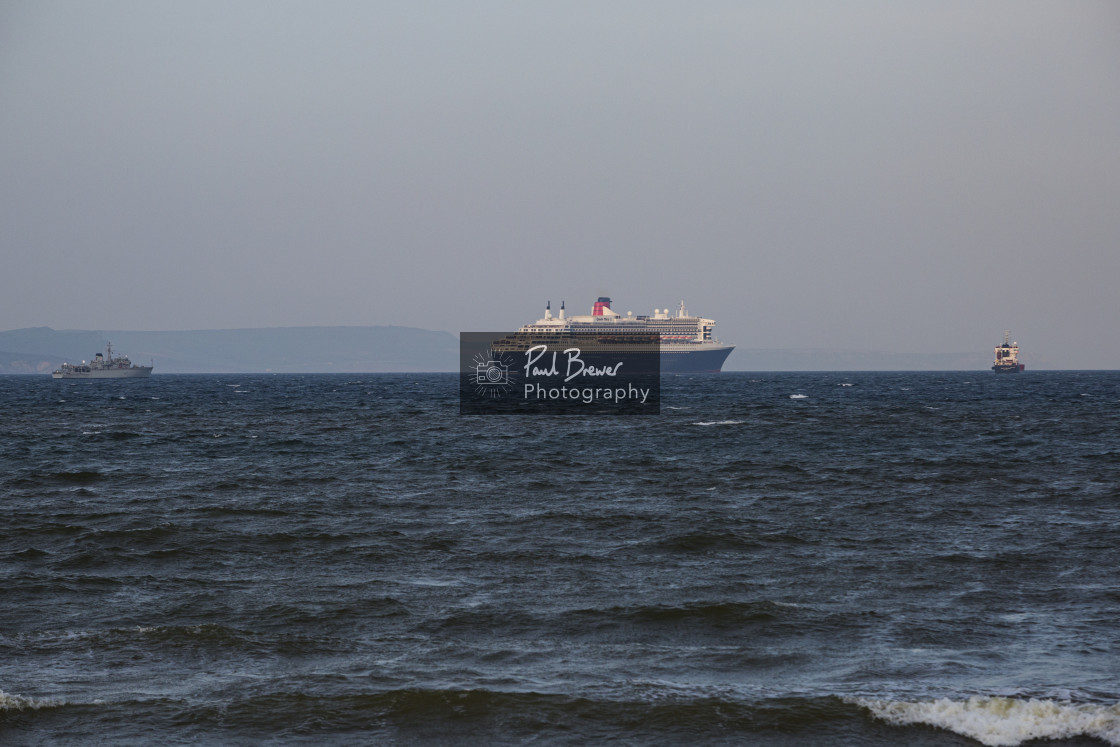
[514, 297, 734, 373]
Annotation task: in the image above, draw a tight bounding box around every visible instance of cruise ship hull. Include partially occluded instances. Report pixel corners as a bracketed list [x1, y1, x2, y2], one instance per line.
[661, 345, 734, 373]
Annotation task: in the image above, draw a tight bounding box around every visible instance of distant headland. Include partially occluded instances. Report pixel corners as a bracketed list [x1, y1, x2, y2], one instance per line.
[0, 326, 460, 374]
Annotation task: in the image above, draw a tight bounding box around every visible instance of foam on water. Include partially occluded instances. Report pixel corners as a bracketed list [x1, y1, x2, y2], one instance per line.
[691, 420, 743, 426]
[852, 696, 1120, 746]
[789, 394, 808, 399]
[0, 689, 60, 712]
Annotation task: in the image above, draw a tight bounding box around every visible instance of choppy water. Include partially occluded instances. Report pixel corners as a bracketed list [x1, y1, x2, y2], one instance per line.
[2, 371, 1119, 745]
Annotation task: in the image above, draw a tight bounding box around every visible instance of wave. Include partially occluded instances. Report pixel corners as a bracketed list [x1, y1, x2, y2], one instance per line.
[10, 686, 1118, 743]
[66, 688, 859, 741]
[427, 600, 812, 640]
[851, 696, 1120, 746]
[0, 687, 874, 741]
[0, 689, 62, 712]
[607, 601, 797, 628]
[37, 470, 102, 485]
[651, 531, 765, 553]
[7, 623, 361, 659]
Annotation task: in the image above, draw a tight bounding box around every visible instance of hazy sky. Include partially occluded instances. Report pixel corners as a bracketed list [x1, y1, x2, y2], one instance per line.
[3, 1, 1118, 366]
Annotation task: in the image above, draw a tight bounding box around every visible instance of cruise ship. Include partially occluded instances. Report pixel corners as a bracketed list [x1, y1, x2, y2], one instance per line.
[52, 343, 153, 379]
[511, 297, 734, 373]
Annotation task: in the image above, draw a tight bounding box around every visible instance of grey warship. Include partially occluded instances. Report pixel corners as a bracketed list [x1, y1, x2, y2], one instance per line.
[52, 343, 153, 379]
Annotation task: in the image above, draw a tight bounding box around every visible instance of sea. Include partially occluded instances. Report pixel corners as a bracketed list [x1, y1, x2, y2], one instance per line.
[2, 371, 1119, 745]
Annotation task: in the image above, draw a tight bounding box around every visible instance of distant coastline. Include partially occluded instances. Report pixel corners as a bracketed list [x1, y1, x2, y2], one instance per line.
[0, 326, 460, 374]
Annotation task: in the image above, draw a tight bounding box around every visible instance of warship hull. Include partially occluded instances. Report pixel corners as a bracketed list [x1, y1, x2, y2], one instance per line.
[52, 367, 152, 379]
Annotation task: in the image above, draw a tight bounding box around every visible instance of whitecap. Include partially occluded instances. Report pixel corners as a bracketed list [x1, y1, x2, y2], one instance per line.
[851, 696, 1120, 747]
[692, 420, 743, 426]
[0, 689, 61, 712]
[407, 577, 463, 587]
[790, 394, 808, 399]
